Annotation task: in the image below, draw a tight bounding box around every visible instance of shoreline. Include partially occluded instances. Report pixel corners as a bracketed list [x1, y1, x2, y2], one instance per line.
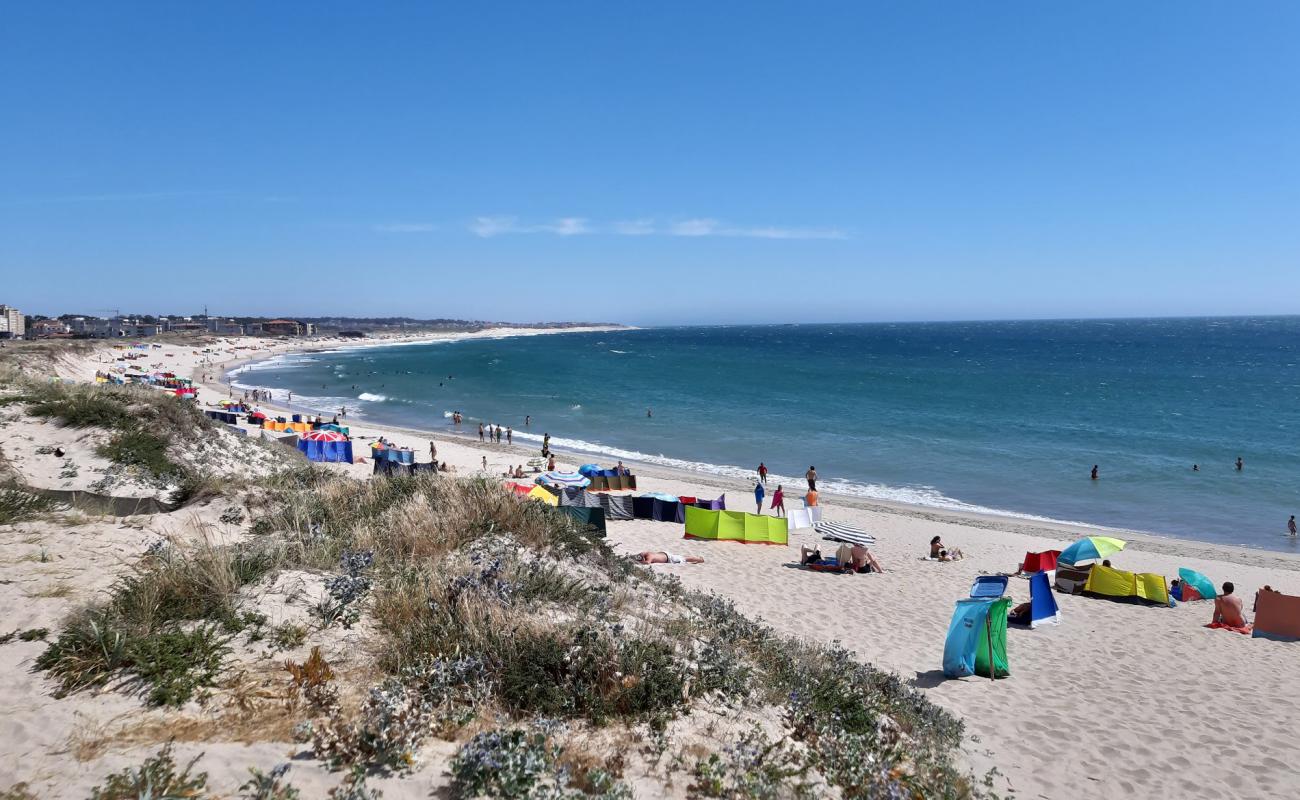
[30, 333, 1300, 798]
[215, 335, 1300, 572]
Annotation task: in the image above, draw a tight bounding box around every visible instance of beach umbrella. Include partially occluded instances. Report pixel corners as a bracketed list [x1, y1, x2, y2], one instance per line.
[1177, 568, 1217, 599]
[1059, 535, 1126, 565]
[300, 429, 348, 442]
[578, 463, 602, 476]
[815, 520, 877, 547]
[537, 471, 591, 488]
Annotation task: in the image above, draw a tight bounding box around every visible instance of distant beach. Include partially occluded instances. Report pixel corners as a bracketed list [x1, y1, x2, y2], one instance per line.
[226, 318, 1300, 554]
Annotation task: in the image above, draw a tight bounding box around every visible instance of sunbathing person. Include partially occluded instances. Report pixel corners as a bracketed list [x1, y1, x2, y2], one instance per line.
[938, 548, 965, 562]
[1007, 601, 1033, 625]
[1212, 581, 1248, 627]
[799, 545, 823, 565]
[635, 551, 704, 565]
[850, 543, 884, 573]
[929, 536, 945, 558]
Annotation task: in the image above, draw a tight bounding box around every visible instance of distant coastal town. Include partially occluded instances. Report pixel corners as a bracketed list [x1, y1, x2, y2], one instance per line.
[0, 305, 616, 341]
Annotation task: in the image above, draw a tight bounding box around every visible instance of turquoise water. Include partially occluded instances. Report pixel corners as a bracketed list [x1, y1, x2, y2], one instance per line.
[230, 318, 1300, 551]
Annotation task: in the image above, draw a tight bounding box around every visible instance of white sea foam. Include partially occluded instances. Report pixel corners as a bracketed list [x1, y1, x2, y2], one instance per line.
[358, 392, 388, 402]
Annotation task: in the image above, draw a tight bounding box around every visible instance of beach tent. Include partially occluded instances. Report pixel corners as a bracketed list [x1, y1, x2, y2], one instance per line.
[1252, 591, 1300, 642]
[526, 485, 560, 506]
[942, 597, 1011, 679]
[1019, 550, 1061, 574]
[298, 437, 354, 463]
[505, 482, 533, 496]
[692, 495, 726, 511]
[787, 506, 823, 531]
[683, 506, 788, 545]
[1177, 568, 1216, 600]
[1082, 564, 1170, 606]
[527, 483, 559, 504]
[653, 499, 684, 523]
[559, 506, 607, 537]
[1011, 571, 1061, 628]
[1059, 536, 1126, 565]
[600, 494, 634, 520]
[1054, 563, 1092, 595]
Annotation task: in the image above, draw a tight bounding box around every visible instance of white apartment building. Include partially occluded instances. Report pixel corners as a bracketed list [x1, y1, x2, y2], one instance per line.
[0, 305, 25, 339]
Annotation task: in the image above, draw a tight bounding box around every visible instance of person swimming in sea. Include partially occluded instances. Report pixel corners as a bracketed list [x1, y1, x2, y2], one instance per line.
[1236, 456, 1244, 471]
[1090, 464, 1099, 480]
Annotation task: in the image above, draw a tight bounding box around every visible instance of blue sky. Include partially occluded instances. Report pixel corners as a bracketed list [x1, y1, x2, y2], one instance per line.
[1, 2, 1297, 324]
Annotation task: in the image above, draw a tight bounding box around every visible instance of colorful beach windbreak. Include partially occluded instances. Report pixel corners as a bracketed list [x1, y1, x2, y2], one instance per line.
[230, 318, 1300, 552]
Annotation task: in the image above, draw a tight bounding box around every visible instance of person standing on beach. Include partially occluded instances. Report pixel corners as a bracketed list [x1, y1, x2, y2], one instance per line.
[547, 453, 556, 471]
[481, 455, 487, 472]
[543, 432, 551, 456]
[429, 441, 437, 462]
[478, 423, 485, 442]
[754, 481, 765, 514]
[771, 485, 785, 516]
[1091, 465, 1099, 480]
[757, 462, 768, 485]
[506, 427, 512, 445]
[805, 466, 817, 491]
[1236, 456, 1244, 471]
[525, 415, 531, 427]
[1290, 515, 1297, 536]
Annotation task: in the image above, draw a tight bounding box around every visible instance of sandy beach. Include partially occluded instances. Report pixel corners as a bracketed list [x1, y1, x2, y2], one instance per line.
[4, 331, 1298, 799]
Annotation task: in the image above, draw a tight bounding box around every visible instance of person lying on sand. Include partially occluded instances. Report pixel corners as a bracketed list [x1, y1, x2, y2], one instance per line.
[635, 551, 704, 565]
[799, 545, 823, 565]
[938, 549, 964, 562]
[1212, 582, 1247, 628]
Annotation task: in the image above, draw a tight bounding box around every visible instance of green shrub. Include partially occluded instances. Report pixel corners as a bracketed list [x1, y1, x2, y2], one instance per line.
[89, 742, 209, 799]
[34, 609, 229, 707]
[28, 392, 132, 430]
[97, 429, 179, 479]
[128, 625, 229, 706]
[270, 622, 307, 651]
[239, 763, 300, 800]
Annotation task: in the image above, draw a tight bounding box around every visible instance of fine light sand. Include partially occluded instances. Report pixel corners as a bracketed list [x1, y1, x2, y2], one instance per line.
[4, 331, 1299, 799]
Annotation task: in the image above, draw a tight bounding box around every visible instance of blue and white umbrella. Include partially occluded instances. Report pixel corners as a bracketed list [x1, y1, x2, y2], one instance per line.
[536, 471, 591, 488]
[815, 521, 877, 547]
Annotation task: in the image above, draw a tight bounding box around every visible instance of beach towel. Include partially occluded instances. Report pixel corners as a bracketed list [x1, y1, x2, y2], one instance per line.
[1206, 622, 1253, 635]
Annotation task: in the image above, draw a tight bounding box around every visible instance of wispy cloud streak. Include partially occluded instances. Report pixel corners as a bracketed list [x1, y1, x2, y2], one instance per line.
[470, 216, 847, 240]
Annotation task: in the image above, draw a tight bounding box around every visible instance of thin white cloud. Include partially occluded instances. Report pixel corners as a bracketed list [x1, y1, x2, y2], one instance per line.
[470, 216, 520, 237]
[613, 218, 656, 235]
[373, 222, 437, 233]
[668, 218, 847, 240]
[470, 216, 591, 237]
[669, 218, 720, 237]
[468, 216, 847, 240]
[541, 217, 591, 236]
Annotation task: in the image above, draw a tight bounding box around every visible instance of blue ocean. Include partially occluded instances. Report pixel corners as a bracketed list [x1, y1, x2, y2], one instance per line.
[231, 318, 1300, 551]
